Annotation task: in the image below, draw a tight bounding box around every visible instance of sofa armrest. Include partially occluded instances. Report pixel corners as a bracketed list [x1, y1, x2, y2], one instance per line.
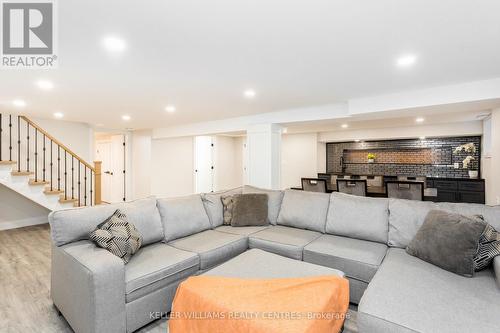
[494, 256, 500, 289]
[51, 240, 126, 333]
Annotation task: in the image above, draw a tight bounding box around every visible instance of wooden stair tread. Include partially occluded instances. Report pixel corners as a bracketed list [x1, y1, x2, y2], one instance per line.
[28, 180, 50, 186]
[44, 189, 64, 195]
[0, 160, 17, 165]
[59, 197, 78, 203]
[11, 171, 34, 176]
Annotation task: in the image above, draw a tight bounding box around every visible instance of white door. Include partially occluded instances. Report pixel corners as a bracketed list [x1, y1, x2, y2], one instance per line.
[194, 136, 214, 193]
[95, 135, 125, 203]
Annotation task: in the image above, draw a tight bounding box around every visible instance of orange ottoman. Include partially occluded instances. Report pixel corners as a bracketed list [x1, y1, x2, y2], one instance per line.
[169, 249, 349, 333]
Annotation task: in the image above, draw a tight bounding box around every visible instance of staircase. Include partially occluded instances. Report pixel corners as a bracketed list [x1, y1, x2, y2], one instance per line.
[0, 114, 101, 211]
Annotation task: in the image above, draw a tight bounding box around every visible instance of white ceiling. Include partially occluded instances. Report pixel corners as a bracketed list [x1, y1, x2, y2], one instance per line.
[1, 0, 500, 130]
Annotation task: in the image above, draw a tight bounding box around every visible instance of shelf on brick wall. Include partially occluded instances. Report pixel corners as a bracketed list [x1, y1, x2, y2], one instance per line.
[343, 162, 450, 166]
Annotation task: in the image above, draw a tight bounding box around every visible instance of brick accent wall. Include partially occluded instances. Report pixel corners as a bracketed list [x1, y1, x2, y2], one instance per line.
[326, 136, 481, 178]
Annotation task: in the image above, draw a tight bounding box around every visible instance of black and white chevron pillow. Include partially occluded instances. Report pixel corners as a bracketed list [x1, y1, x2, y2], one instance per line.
[474, 223, 500, 271]
[90, 210, 143, 263]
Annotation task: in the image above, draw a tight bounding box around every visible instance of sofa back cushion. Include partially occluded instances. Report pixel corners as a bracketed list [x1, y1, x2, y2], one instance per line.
[277, 190, 330, 233]
[326, 193, 389, 243]
[157, 194, 212, 242]
[202, 187, 243, 227]
[49, 197, 163, 247]
[494, 256, 500, 289]
[243, 185, 284, 225]
[388, 199, 500, 248]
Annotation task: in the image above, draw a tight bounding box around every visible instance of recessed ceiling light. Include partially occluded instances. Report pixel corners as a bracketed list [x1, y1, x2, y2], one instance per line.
[102, 36, 127, 53]
[282, 128, 288, 134]
[419, 136, 426, 140]
[53, 112, 64, 119]
[122, 115, 131, 121]
[243, 90, 256, 98]
[12, 99, 26, 108]
[165, 105, 176, 113]
[354, 139, 360, 142]
[416, 117, 425, 123]
[396, 54, 417, 67]
[341, 124, 349, 129]
[36, 80, 54, 90]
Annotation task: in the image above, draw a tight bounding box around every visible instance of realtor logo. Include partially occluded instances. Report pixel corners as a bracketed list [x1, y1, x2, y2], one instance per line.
[1, 0, 57, 68]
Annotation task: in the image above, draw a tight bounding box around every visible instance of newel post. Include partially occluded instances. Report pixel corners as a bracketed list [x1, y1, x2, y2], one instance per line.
[94, 161, 102, 205]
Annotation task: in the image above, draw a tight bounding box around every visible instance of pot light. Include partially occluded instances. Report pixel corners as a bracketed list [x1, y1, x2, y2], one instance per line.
[396, 54, 417, 67]
[354, 139, 361, 142]
[243, 90, 256, 99]
[122, 115, 131, 121]
[416, 117, 425, 123]
[53, 112, 64, 119]
[36, 80, 54, 90]
[12, 99, 26, 108]
[341, 124, 349, 129]
[102, 36, 127, 53]
[282, 128, 288, 134]
[165, 105, 176, 113]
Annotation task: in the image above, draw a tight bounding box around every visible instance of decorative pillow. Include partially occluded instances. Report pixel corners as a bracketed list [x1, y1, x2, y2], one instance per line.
[475, 223, 500, 271]
[242, 185, 284, 225]
[231, 193, 269, 227]
[406, 210, 486, 277]
[89, 210, 143, 263]
[202, 187, 243, 227]
[221, 195, 236, 225]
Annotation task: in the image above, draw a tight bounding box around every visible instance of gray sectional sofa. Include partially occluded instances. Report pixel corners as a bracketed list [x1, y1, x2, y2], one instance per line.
[48, 186, 500, 333]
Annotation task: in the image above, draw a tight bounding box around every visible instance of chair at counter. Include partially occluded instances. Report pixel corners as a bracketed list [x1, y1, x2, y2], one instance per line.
[386, 181, 424, 201]
[301, 178, 327, 193]
[336, 179, 367, 197]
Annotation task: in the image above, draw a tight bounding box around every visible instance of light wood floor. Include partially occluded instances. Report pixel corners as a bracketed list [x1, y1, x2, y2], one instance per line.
[0, 224, 357, 333]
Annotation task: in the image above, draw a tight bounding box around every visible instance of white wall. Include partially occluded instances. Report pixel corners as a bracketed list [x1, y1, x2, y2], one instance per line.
[281, 133, 319, 189]
[318, 121, 483, 142]
[483, 109, 500, 205]
[130, 130, 152, 200]
[31, 117, 94, 163]
[151, 136, 194, 198]
[214, 136, 244, 191]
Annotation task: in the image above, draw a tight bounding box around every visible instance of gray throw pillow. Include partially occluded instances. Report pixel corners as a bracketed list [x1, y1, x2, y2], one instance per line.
[89, 210, 143, 264]
[221, 194, 236, 225]
[231, 193, 269, 227]
[406, 210, 486, 277]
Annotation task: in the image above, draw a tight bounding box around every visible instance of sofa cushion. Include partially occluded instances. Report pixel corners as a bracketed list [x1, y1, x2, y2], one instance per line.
[277, 190, 330, 233]
[215, 225, 269, 236]
[157, 194, 212, 242]
[304, 234, 387, 284]
[358, 248, 500, 333]
[243, 185, 284, 225]
[248, 225, 321, 260]
[49, 197, 163, 247]
[205, 249, 344, 278]
[202, 187, 243, 227]
[125, 243, 199, 303]
[388, 199, 500, 248]
[168, 230, 248, 270]
[494, 256, 500, 289]
[326, 193, 389, 244]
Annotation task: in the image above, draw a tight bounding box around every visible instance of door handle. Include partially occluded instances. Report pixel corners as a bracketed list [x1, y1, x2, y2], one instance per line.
[104, 171, 114, 175]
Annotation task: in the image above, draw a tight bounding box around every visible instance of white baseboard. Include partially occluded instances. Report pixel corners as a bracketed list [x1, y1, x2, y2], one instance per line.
[0, 216, 49, 231]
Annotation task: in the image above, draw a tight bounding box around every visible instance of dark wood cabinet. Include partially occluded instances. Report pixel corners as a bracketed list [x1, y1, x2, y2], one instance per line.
[432, 179, 485, 204]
